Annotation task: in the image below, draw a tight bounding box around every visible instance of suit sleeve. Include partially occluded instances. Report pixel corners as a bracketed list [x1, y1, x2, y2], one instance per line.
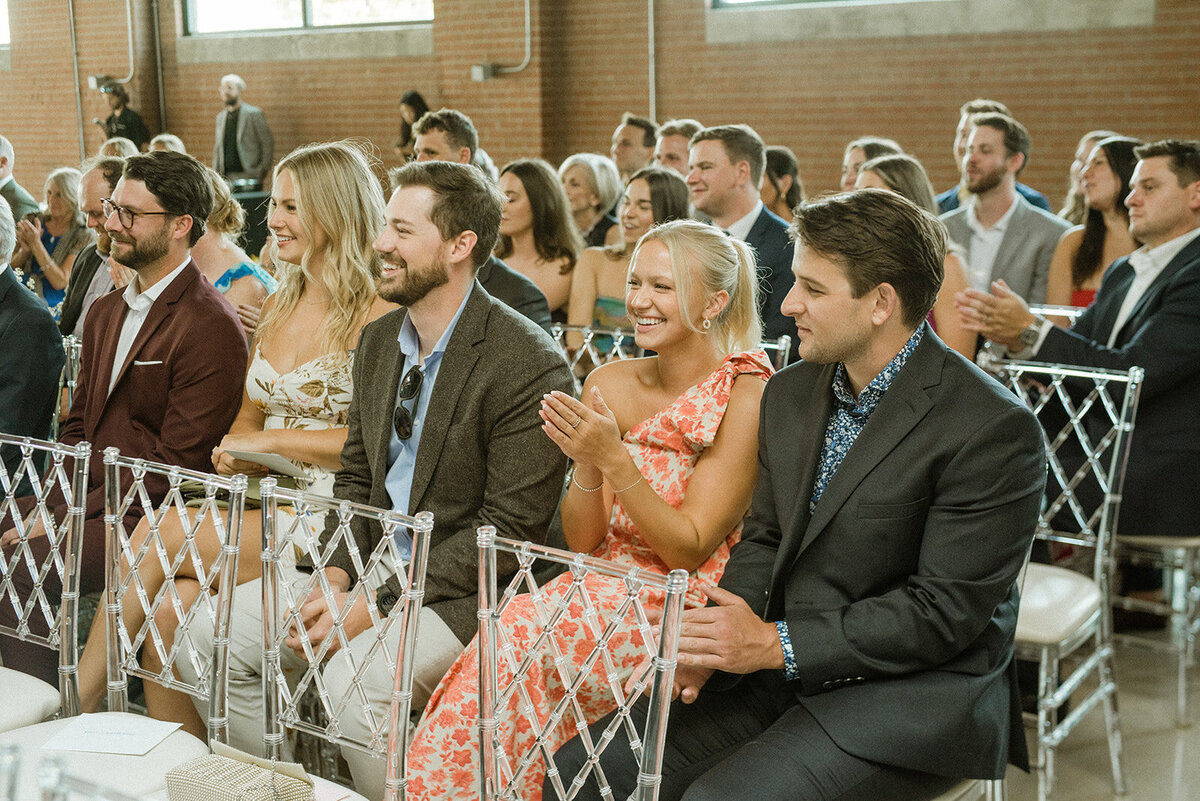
[248, 111, 274, 178]
[0, 303, 64, 442]
[1037, 262, 1200, 402]
[786, 404, 1044, 691]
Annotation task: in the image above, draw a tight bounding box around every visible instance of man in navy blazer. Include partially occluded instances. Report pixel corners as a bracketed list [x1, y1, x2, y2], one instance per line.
[553, 190, 1045, 801]
[0, 196, 65, 459]
[961, 139, 1200, 543]
[687, 125, 794, 355]
[0, 151, 246, 685]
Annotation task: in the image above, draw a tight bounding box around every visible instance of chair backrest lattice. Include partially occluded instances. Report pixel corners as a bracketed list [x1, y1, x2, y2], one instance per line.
[759, 335, 793, 371]
[477, 526, 688, 801]
[258, 479, 433, 800]
[101, 448, 248, 746]
[1029, 304, 1087, 324]
[37, 756, 147, 801]
[980, 357, 1143, 584]
[50, 336, 83, 443]
[0, 435, 90, 717]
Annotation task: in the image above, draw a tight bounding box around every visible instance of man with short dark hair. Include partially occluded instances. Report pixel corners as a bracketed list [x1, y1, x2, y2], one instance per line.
[553, 189, 1045, 801]
[688, 123, 793, 352]
[185, 160, 573, 797]
[612, 112, 658, 181]
[212, 74, 274, 185]
[936, 99, 1051, 214]
[961, 138, 1200, 549]
[0, 135, 39, 225]
[96, 78, 150, 151]
[940, 113, 1069, 305]
[0, 150, 247, 686]
[656, 118, 703, 175]
[58, 156, 125, 336]
[408, 108, 552, 332]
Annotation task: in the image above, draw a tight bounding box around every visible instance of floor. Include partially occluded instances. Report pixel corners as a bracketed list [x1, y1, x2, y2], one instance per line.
[1005, 638, 1200, 801]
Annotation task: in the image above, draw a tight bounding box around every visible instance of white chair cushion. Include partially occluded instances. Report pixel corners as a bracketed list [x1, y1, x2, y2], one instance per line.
[0, 712, 209, 799]
[1016, 562, 1101, 646]
[0, 667, 60, 732]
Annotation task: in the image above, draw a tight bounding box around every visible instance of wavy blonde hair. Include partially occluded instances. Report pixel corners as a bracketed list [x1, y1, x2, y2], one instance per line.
[256, 141, 385, 355]
[631, 219, 762, 355]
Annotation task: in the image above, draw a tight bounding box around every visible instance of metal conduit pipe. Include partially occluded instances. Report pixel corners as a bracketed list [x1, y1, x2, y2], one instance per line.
[66, 0, 87, 163]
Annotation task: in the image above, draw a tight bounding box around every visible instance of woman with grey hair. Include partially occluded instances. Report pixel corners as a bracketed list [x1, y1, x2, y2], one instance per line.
[10, 167, 94, 319]
[559, 152, 623, 247]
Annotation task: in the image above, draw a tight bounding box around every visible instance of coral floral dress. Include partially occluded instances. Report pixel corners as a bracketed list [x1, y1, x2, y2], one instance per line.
[405, 349, 774, 800]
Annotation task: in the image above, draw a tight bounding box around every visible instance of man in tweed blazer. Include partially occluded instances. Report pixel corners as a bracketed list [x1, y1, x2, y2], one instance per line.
[188, 162, 573, 796]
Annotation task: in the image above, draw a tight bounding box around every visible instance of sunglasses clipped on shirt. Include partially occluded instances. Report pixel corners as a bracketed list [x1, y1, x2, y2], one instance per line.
[393, 365, 424, 441]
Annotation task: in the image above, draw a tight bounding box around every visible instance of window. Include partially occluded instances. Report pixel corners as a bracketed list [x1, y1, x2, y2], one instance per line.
[184, 0, 433, 35]
[0, 0, 10, 46]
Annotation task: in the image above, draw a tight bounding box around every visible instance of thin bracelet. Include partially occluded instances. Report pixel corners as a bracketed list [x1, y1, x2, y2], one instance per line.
[571, 468, 603, 493]
[612, 475, 643, 494]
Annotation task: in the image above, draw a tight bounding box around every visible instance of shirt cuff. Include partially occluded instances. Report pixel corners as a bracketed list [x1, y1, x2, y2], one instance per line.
[775, 620, 801, 681]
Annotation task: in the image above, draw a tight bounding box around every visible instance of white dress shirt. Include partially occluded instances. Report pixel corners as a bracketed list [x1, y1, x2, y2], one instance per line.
[109, 259, 189, 395]
[964, 196, 1018, 290]
[1106, 226, 1200, 347]
[725, 200, 764, 242]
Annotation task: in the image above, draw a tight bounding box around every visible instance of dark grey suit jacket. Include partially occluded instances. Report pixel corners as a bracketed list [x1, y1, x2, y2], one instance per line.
[718, 328, 1045, 778]
[57, 243, 107, 336]
[742, 206, 795, 352]
[321, 282, 574, 644]
[1, 178, 39, 225]
[478, 254, 552, 334]
[0, 267, 64, 457]
[1037, 232, 1200, 537]
[212, 102, 274, 180]
[941, 195, 1070, 304]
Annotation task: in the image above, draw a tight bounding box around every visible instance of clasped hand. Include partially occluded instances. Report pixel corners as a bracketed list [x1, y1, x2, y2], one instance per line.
[15, 217, 42, 249]
[539, 388, 623, 472]
[624, 585, 783, 704]
[283, 581, 372, 660]
[954, 279, 1037, 349]
[211, 431, 272, 476]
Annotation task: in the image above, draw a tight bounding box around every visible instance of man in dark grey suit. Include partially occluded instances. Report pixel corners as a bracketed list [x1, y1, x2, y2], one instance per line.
[554, 190, 1045, 801]
[0, 135, 39, 226]
[687, 124, 794, 356]
[212, 74, 274, 185]
[0, 196, 65, 462]
[188, 161, 573, 797]
[940, 113, 1069, 306]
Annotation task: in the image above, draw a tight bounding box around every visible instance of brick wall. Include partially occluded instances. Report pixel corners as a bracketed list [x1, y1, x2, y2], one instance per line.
[2, 0, 1197, 205]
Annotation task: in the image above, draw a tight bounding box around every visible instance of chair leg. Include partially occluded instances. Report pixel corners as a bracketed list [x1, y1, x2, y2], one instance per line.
[1036, 654, 1059, 801]
[1168, 560, 1191, 726]
[983, 777, 1006, 801]
[1097, 649, 1128, 795]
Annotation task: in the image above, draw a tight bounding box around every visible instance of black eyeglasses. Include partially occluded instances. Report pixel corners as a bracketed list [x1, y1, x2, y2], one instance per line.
[392, 366, 424, 440]
[102, 198, 176, 229]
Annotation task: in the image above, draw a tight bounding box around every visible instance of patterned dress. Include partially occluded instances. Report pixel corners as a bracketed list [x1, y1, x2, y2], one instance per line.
[405, 349, 774, 800]
[245, 345, 353, 497]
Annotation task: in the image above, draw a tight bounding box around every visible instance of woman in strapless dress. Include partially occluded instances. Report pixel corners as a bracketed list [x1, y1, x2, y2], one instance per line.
[75, 141, 396, 736]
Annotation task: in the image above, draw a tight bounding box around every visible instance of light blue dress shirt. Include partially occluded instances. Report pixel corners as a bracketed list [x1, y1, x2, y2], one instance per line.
[384, 289, 472, 559]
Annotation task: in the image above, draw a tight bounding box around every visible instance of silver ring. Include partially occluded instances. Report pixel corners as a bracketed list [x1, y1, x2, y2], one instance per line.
[570, 417, 582, 428]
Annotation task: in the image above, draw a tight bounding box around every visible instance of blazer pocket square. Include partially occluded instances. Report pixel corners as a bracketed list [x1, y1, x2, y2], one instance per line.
[132, 359, 164, 366]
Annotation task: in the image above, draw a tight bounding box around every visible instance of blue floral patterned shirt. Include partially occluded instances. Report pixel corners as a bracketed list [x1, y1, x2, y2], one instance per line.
[778, 325, 923, 682]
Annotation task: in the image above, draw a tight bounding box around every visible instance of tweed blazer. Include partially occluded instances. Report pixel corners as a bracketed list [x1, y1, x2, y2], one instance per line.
[212, 102, 274, 180]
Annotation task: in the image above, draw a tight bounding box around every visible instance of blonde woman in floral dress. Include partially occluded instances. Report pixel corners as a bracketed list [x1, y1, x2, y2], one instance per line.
[74, 141, 394, 736]
[406, 220, 774, 799]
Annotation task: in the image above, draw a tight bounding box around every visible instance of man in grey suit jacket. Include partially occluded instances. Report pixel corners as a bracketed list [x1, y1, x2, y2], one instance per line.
[553, 190, 1045, 801]
[0, 136, 39, 226]
[187, 161, 573, 797]
[212, 74, 274, 184]
[940, 113, 1069, 305]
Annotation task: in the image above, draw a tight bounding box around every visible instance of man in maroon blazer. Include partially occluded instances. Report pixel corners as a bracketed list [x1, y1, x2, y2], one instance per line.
[0, 151, 247, 684]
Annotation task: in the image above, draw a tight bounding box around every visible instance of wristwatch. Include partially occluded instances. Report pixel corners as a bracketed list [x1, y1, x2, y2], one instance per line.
[1018, 319, 1043, 348]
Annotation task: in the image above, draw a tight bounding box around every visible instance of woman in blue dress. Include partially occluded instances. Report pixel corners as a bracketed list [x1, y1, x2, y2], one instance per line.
[10, 167, 93, 320]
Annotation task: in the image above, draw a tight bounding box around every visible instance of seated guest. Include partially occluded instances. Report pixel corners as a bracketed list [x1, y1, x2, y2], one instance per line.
[959, 139, 1200, 577]
[72, 140, 393, 736]
[180, 161, 573, 797]
[410, 108, 552, 331]
[763, 144, 804, 222]
[655, 118, 704, 176]
[940, 113, 1070, 305]
[10, 167, 93, 319]
[99, 137, 139, 158]
[191, 166, 276, 336]
[1059, 129, 1120, 225]
[407, 219, 774, 800]
[839, 136, 902, 192]
[393, 88, 430, 159]
[552, 189, 1046, 801]
[0, 135, 40, 223]
[57, 156, 123, 337]
[0, 195, 65, 469]
[559, 152, 623, 247]
[567, 166, 689, 348]
[96, 78, 150, 151]
[855, 153, 975, 357]
[936, 98, 1051, 214]
[1043, 136, 1140, 310]
[149, 133, 187, 154]
[496, 158, 582, 317]
[0, 151, 247, 688]
[611, 111, 658, 182]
